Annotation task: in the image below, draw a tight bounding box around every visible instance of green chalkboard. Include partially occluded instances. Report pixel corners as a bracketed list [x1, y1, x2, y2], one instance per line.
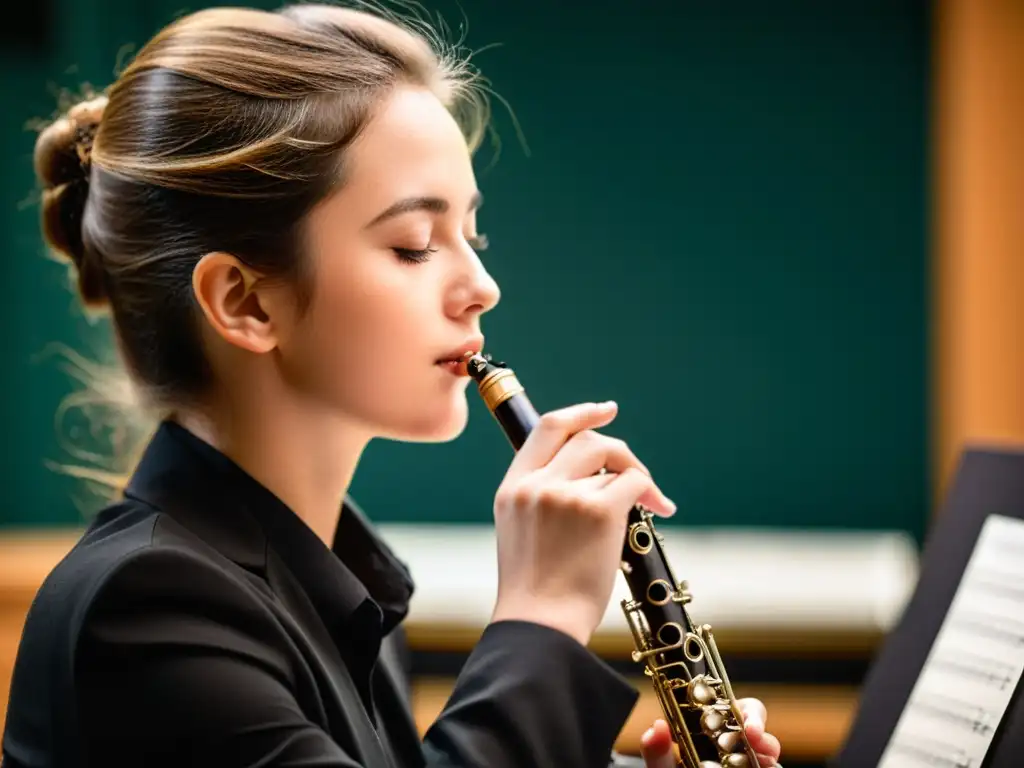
[0, 0, 931, 541]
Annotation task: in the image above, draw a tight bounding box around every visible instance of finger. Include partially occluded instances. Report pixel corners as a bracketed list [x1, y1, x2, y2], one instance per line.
[545, 429, 651, 481]
[597, 467, 665, 520]
[608, 468, 676, 518]
[506, 402, 618, 479]
[749, 731, 781, 762]
[566, 472, 619, 493]
[637, 484, 678, 518]
[756, 753, 779, 767]
[570, 470, 671, 512]
[547, 436, 675, 516]
[740, 697, 768, 737]
[639, 719, 676, 768]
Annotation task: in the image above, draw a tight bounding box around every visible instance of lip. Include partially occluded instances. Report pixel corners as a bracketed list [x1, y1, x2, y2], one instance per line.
[436, 336, 484, 375]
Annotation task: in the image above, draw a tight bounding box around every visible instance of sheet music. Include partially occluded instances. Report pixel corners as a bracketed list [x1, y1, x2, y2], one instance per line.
[878, 514, 1024, 768]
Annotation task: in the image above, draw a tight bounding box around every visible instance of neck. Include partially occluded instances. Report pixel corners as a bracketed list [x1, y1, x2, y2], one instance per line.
[174, 389, 371, 549]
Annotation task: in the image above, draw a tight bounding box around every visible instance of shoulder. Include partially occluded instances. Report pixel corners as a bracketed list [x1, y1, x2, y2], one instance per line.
[2, 498, 155, 762]
[3, 498, 283, 763]
[8, 493, 274, 675]
[20, 496, 265, 645]
[16, 498, 162, 654]
[4, 501, 371, 767]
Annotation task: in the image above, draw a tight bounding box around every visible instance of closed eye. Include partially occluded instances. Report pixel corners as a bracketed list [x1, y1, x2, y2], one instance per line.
[393, 246, 438, 264]
[392, 233, 488, 265]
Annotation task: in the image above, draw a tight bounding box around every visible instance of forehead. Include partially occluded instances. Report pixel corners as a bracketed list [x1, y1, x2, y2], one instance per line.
[342, 85, 476, 203]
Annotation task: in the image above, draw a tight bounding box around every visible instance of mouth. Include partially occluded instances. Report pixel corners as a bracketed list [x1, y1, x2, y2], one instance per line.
[435, 338, 484, 376]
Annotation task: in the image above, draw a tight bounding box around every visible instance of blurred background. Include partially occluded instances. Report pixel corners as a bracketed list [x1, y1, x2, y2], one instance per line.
[0, 0, 1020, 765]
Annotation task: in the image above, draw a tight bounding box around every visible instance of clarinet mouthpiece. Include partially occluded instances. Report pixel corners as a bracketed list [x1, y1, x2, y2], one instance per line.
[465, 352, 496, 382]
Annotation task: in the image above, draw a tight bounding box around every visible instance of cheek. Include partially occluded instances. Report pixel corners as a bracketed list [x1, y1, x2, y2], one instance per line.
[312, 262, 426, 359]
[281, 259, 440, 410]
[298, 272, 397, 377]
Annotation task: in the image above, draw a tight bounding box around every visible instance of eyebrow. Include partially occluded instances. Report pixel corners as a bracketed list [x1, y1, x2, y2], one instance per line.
[364, 191, 483, 229]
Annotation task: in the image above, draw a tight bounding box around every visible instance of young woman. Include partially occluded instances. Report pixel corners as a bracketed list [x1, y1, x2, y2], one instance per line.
[2, 4, 783, 767]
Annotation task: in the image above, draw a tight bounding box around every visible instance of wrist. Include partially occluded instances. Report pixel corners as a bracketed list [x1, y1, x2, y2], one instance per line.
[490, 596, 598, 647]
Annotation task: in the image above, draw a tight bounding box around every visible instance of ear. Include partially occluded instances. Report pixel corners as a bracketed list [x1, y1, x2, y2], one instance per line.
[192, 251, 279, 354]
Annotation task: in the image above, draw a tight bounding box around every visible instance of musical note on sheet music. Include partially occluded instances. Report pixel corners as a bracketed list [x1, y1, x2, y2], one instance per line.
[908, 694, 994, 736]
[930, 652, 1016, 692]
[878, 514, 1024, 768]
[885, 740, 974, 768]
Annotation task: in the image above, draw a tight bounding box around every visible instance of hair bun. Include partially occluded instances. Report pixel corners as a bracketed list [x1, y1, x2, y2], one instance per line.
[35, 96, 107, 189]
[35, 95, 109, 308]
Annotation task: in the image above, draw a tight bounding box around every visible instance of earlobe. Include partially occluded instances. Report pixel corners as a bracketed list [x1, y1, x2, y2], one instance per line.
[192, 251, 278, 354]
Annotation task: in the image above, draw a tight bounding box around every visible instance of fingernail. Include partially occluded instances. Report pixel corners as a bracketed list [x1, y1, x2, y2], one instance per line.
[642, 726, 654, 744]
[655, 491, 676, 515]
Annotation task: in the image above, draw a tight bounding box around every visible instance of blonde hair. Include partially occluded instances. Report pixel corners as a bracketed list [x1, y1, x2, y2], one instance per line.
[32, 2, 494, 502]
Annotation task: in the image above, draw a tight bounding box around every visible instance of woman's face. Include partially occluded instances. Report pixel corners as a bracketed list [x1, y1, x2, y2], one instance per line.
[279, 84, 500, 443]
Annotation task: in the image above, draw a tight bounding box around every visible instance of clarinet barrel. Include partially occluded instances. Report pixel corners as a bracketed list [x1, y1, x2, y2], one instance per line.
[466, 353, 759, 768]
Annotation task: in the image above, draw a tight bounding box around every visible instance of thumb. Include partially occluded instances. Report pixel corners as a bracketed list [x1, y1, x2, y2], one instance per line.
[640, 720, 676, 768]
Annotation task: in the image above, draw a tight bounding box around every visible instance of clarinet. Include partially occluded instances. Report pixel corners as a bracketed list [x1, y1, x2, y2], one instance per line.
[466, 353, 758, 768]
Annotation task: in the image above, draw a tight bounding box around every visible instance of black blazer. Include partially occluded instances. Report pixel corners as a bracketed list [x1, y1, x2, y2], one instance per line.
[2, 421, 640, 768]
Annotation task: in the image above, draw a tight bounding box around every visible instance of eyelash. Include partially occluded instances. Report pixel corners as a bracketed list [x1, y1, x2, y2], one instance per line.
[393, 246, 438, 264]
[393, 234, 489, 264]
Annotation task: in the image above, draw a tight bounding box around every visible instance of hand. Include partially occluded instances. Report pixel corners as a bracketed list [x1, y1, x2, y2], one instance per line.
[489, 401, 676, 646]
[639, 698, 783, 767]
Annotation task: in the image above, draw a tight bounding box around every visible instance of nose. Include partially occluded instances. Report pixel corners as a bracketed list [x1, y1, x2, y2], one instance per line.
[447, 246, 501, 319]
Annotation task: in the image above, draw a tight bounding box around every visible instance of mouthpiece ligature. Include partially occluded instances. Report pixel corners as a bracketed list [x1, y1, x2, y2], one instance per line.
[465, 354, 523, 412]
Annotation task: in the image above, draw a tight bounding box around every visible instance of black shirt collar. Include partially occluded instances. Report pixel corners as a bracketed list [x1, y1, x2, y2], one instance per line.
[123, 420, 415, 640]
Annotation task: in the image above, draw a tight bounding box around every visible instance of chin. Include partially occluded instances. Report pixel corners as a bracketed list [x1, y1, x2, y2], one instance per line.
[386, 397, 470, 444]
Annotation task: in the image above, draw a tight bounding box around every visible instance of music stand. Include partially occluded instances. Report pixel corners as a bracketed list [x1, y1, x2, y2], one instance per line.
[833, 446, 1024, 768]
